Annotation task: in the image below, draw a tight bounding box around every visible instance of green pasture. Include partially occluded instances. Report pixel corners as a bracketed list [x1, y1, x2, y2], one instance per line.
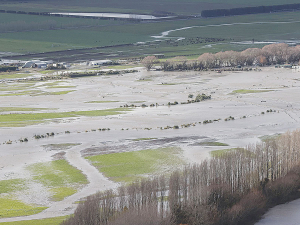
[0, 216, 69, 225]
[0, 10, 300, 57]
[86, 147, 185, 183]
[0, 28, 150, 53]
[0, 13, 117, 27]
[0, 108, 131, 127]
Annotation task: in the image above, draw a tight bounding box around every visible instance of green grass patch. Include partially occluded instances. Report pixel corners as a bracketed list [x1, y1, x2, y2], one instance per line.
[86, 147, 185, 183]
[50, 187, 77, 201]
[0, 108, 131, 127]
[46, 90, 75, 95]
[0, 179, 26, 194]
[0, 216, 69, 225]
[28, 159, 88, 187]
[0, 198, 47, 218]
[231, 89, 273, 94]
[195, 142, 229, 146]
[26, 159, 87, 202]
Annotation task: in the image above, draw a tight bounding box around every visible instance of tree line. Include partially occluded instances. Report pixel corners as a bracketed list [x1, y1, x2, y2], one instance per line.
[201, 3, 300, 17]
[61, 129, 300, 225]
[142, 43, 300, 71]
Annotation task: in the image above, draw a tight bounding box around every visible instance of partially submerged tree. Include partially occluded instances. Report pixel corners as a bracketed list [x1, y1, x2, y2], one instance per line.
[141, 56, 157, 71]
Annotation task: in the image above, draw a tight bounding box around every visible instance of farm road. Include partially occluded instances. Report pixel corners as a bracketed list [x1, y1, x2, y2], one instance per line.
[0, 143, 117, 223]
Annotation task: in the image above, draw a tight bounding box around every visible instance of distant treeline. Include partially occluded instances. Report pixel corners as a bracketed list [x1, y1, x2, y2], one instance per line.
[201, 3, 300, 17]
[157, 43, 300, 71]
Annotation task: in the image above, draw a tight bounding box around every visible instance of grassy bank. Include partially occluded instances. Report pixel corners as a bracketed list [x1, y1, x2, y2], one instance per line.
[86, 147, 185, 183]
[0, 108, 131, 127]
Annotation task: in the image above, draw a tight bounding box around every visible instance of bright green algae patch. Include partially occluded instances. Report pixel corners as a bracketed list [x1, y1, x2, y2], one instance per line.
[86, 147, 185, 183]
[0, 108, 131, 127]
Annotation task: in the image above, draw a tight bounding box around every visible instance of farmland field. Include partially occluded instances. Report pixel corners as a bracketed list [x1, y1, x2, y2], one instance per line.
[1, 0, 300, 15]
[2, 10, 300, 61]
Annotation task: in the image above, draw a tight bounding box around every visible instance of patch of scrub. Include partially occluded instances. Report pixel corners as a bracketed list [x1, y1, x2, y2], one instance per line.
[27, 159, 88, 201]
[231, 89, 274, 94]
[0, 197, 47, 218]
[0, 216, 68, 225]
[42, 143, 81, 151]
[0, 108, 131, 127]
[86, 147, 185, 183]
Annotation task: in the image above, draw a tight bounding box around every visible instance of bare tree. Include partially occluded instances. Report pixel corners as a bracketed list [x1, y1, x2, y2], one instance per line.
[141, 56, 158, 71]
